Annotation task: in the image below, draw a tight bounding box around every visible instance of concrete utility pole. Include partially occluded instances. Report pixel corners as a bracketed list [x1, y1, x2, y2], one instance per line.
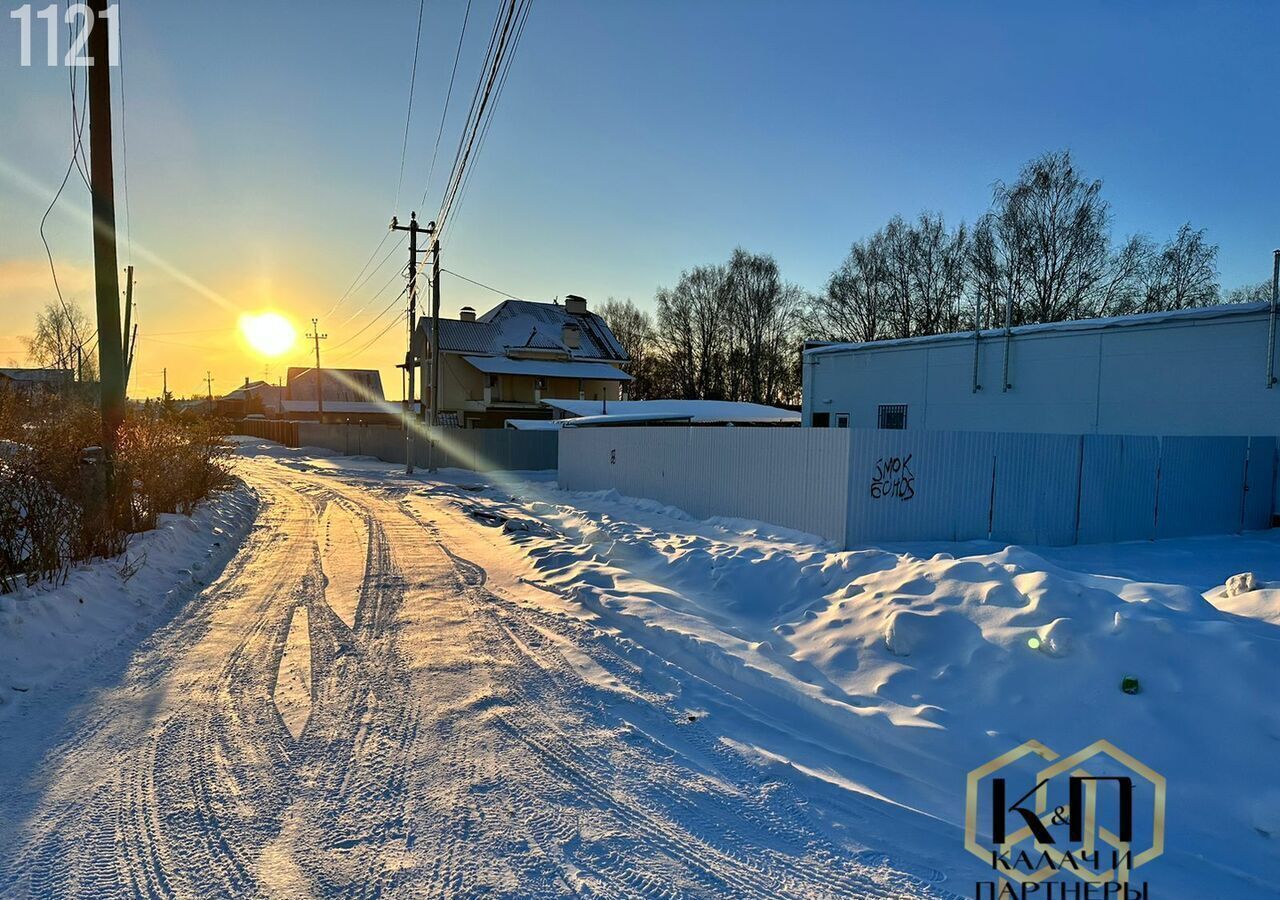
[431, 236, 441, 427]
[87, 0, 125, 454]
[162, 367, 168, 403]
[390, 213, 432, 473]
[307, 319, 328, 420]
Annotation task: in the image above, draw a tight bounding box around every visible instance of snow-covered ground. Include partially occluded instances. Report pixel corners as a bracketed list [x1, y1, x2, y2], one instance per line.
[275, 444, 1280, 897]
[0, 481, 257, 723]
[2, 440, 1277, 898]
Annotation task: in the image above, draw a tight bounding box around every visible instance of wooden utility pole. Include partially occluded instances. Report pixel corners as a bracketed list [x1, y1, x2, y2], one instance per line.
[87, 0, 126, 452]
[390, 213, 430, 473]
[205, 371, 214, 402]
[307, 319, 328, 420]
[162, 367, 168, 403]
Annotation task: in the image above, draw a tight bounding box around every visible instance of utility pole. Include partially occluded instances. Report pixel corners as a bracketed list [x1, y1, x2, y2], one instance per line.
[205, 371, 214, 402]
[430, 236, 441, 428]
[162, 367, 168, 403]
[307, 319, 328, 420]
[121, 266, 137, 392]
[87, 0, 126, 455]
[391, 213, 434, 474]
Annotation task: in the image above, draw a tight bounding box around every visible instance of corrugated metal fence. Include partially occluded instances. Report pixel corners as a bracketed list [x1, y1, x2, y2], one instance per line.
[291, 422, 558, 472]
[559, 427, 1277, 548]
[233, 418, 300, 447]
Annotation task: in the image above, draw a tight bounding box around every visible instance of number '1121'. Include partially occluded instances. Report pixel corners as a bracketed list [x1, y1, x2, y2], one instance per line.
[9, 3, 119, 67]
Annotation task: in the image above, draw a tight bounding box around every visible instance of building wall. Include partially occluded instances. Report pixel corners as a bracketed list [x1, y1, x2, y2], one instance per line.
[803, 308, 1280, 437]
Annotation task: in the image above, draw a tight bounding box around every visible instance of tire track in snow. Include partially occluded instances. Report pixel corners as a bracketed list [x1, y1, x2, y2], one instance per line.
[2, 456, 960, 899]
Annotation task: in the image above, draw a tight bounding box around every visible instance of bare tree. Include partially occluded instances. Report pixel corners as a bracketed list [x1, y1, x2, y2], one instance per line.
[815, 232, 889, 342]
[907, 212, 968, 335]
[25, 301, 96, 381]
[598, 298, 660, 399]
[655, 265, 728, 399]
[987, 150, 1114, 323]
[1142, 224, 1219, 310]
[1223, 280, 1273, 304]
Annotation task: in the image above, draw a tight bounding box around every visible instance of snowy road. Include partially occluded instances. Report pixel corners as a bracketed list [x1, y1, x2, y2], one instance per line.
[0, 454, 957, 899]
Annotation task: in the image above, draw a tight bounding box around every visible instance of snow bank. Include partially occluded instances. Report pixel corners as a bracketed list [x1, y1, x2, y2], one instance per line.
[427, 476, 1280, 896]
[0, 482, 257, 722]
[233, 443, 1280, 895]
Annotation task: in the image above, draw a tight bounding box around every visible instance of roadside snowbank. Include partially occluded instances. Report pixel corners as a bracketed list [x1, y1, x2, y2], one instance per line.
[428, 479, 1280, 896]
[0, 481, 257, 721]
[233, 442, 1280, 896]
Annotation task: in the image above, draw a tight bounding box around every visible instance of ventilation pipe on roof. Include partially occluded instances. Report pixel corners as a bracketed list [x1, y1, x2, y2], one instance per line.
[564, 295, 587, 315]
[460, 306, 476, 323]
[562, 323, 581, 349]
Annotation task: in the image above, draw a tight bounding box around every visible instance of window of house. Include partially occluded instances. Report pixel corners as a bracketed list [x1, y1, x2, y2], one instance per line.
[835, 413, 849, 428]
[812, 412, 830, 428]
[877, 404, 907, 430]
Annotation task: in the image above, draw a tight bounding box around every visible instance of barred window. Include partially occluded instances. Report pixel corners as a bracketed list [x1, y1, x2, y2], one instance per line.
[877, 404, 907, 430]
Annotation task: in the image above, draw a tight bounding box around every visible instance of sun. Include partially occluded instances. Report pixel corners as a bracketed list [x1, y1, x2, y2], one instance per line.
[239, 311, 298, 357]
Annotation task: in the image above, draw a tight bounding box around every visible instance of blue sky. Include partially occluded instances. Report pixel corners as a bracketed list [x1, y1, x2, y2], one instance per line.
[2, 0, 1277, 398]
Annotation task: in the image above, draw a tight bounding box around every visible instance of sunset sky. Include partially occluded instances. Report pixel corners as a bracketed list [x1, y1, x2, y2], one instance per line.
[2, 0, 1278, 400]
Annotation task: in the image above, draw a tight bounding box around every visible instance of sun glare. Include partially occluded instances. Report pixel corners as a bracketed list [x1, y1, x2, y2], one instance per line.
[239, 311, 298, 357]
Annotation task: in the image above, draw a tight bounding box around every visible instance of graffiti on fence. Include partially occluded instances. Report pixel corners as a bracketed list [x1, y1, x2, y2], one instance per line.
[870, 454, 915, 501]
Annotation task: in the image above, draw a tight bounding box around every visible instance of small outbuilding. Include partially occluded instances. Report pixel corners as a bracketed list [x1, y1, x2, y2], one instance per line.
[802, 301, 1280, 438]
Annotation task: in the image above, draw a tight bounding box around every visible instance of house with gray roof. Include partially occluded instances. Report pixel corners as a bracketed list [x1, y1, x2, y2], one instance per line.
[414, 294, 630, 428]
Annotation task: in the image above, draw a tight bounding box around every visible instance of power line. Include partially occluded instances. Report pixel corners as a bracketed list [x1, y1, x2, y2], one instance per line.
[434, 0, 533, 242]
[440, 0, 531, 239]
[418, 0, 474, 211]
[392, 0, 427, 214]
[331, 306, 405, 364]
[323, 230, 396, 318]
[329, 282, 410, 351]
[442, 267, 529, 301]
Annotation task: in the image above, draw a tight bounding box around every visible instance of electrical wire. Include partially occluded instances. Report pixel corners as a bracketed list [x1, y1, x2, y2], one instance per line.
[441, 267, 528, 301]
[418, 0, 473, 211]
[434, 0, 533, 242]
[392, 0, 427, 215]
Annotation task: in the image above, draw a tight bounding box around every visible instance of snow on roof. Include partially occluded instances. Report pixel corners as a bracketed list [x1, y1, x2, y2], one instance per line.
[462, 356, 632, 381]
[280, 400, 402, 415]
[419, 298, 629, 362]
[804, 301, 1275, 358]
[504, 418, 563, 430]
[0, 368, 73, 383]
[542, 399, 801, 424]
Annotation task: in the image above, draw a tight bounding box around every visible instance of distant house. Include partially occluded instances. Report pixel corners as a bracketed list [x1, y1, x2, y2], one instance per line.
[217, 379, 284, 418]
[0, 368, 73, 396]
[415, 295, 630, 428]
[506, 399, 801, 429]
[282, 367, 399, 424]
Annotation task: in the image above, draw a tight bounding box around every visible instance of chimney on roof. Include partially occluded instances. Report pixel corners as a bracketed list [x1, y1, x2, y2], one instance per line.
[244, 377, 250, 388]
[564, 294, 587, 315]
[459, 306, 476, 322]
[562, 323, 581, 349]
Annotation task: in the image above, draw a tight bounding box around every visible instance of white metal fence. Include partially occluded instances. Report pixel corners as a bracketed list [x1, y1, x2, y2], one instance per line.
[557, 427, 851, 542]
[558, 427, 1277, 548]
